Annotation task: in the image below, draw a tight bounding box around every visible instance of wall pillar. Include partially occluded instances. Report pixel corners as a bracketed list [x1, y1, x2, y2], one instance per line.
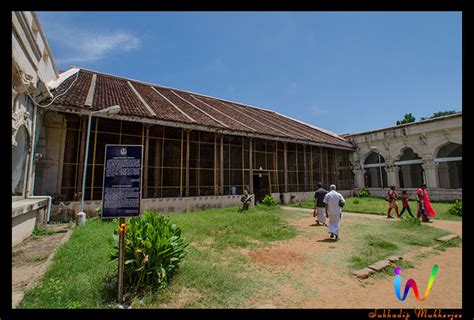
[422, 159, 439, 189]
[352, 164, 366, 189]
[385, 164, 400, 188]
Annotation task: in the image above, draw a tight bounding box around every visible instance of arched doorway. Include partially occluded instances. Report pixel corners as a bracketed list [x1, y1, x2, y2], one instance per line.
[395, 148, 424, 188]
[436, 143, 462, 189]
[12, 125, 30, 197]
[364, 152, 387, 188]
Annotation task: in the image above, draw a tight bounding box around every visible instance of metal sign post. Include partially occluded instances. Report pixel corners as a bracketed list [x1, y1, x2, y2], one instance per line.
[102, 144, 143, 304]
[118, 217, 125, 303]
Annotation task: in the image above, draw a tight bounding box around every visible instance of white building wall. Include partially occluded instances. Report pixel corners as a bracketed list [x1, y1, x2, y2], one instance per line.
[349, 114, 462, 201]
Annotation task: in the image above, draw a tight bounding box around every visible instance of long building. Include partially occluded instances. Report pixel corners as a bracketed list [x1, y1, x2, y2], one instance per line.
[33, 68, 355, 219]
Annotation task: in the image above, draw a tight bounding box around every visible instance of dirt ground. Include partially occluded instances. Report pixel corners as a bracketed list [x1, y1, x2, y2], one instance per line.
[12, 224, 72, 308]
[244, 208, 462, 309]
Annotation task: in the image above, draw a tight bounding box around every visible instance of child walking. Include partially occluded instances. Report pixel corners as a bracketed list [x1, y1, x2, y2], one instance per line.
[399, 190, 414, 218]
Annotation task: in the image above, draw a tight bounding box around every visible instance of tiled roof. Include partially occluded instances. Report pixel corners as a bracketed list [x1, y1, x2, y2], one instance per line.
[50, 68, 354, 149]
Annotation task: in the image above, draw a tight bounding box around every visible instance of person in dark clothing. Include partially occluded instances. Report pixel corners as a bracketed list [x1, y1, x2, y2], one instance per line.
[313, 183, 328, 226]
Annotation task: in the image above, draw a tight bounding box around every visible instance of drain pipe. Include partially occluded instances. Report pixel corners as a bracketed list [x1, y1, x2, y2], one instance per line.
[26, 101, 52, 223]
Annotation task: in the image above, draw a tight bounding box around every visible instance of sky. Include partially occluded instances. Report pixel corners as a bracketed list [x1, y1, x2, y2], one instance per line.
[37, 12, 462, 135]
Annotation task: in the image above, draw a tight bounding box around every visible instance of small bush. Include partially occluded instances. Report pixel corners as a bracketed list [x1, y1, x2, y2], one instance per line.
[358, 188, 371, 198]
[262, 195, 278, 207]
[448, 200, 462, 216]
[111, 211, 188, 294]
[353, 199, 360, 204]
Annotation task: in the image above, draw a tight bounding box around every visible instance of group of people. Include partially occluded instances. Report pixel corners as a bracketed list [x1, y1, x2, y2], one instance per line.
[312, 182, 437, 241]
[313, 183, 345, 241]
[385, 184, 436, 222]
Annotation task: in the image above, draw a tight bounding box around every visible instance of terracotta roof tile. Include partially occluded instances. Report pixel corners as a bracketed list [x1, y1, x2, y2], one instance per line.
[50, 68, 354, 149]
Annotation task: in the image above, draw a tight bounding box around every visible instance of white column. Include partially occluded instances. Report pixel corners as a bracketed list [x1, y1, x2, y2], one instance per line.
[385, 165, 400, 188]
[422, 159, 439, 189]
[352, 164, 366, 189]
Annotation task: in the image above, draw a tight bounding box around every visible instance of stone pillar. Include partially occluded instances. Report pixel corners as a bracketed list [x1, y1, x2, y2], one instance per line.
[385, 164, 400, 188]
[352, 165, 366, 189]
[422, 159, 439, 189]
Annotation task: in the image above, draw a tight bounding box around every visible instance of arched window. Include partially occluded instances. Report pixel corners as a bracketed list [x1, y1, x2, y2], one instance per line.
[436, 143, 462, 189]
[364, 152, 387, 188]
[395, 148, 424, 188]
[12, 126, 30, 197]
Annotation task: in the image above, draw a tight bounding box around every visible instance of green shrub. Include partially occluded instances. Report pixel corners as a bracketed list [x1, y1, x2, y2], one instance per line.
[111, 211, 188, 294]
[358, 188, 371, 198]
[353, 199, 360, 204]
[262, 195, 278, 207]
[448, 200, 462, 216]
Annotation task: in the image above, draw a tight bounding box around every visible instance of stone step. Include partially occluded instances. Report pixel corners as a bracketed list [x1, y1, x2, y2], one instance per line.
[353, 267, 375, 279]
[368, 259, 392, 272]
[436, 234, 459, 242]
[387, 256, 403, 263]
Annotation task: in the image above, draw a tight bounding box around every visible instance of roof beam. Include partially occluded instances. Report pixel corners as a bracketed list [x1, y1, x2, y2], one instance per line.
[150, 86, 195, 122]
[170, 90, 229, 128]
[84, 73, 97, 107]
[189, 94, 257, 132]
[216, 100, 290, 137]
[127, 81, 157, 117]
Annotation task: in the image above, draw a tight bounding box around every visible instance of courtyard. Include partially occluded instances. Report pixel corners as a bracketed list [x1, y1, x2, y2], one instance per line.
[17, 204, 462, 309]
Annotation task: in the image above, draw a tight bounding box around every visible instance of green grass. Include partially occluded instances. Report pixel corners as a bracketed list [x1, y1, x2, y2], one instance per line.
[19, 205, 296, 309]
[292, 196, 461, 221]
[27, 255, 48, 263]
[31, 227, 56, 238]
[19, 204, 459, 308]
[346, 216, 451, 270]
[19, 219, 117, 308]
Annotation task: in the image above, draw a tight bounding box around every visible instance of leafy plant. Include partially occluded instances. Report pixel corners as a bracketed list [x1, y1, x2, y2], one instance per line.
[261, 195, 278, 207]
[358, 188, 371, 198]
[448, 200, 462, 217]
[111, 211, 188, 294]
[353, 199, 360, 204]
[396, 113, 416, 125]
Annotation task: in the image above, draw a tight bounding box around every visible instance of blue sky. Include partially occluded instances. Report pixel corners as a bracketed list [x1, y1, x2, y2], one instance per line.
[37, 12, 462, 134]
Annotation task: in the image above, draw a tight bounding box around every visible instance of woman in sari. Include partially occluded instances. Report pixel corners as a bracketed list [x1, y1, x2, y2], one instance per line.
[416, 183, 436, 222]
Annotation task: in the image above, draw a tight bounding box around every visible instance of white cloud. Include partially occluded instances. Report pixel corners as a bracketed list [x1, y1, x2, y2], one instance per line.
[41, 19, 141, 65]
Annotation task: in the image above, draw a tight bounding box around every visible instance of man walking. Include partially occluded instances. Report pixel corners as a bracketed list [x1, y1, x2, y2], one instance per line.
[323, 184, 345, 240]
[313, 183, 328, 226]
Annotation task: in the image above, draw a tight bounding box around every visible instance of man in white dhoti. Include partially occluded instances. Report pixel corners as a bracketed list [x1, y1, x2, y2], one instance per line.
[323, 184, 345, 240]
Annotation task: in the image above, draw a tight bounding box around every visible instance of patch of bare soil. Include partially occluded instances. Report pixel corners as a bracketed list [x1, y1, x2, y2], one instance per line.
[244, 213, 462, 309]
[12, 224, 72, 308]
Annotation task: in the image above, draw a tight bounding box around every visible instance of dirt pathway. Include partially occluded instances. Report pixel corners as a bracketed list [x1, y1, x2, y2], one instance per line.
[12, 224, 73, 308]
[282, 206, 462, 235]
[246, 209, 462, 309]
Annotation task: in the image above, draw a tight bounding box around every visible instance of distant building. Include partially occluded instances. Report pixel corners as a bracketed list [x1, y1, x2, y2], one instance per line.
[12, 11, 59, 245]
[348, 113, 462, 201]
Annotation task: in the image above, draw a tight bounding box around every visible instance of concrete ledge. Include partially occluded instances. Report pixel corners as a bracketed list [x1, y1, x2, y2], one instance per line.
[12, 198, 48, 218]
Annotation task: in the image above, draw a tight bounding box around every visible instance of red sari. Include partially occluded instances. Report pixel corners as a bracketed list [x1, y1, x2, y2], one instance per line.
[417, 188, 436, 217]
